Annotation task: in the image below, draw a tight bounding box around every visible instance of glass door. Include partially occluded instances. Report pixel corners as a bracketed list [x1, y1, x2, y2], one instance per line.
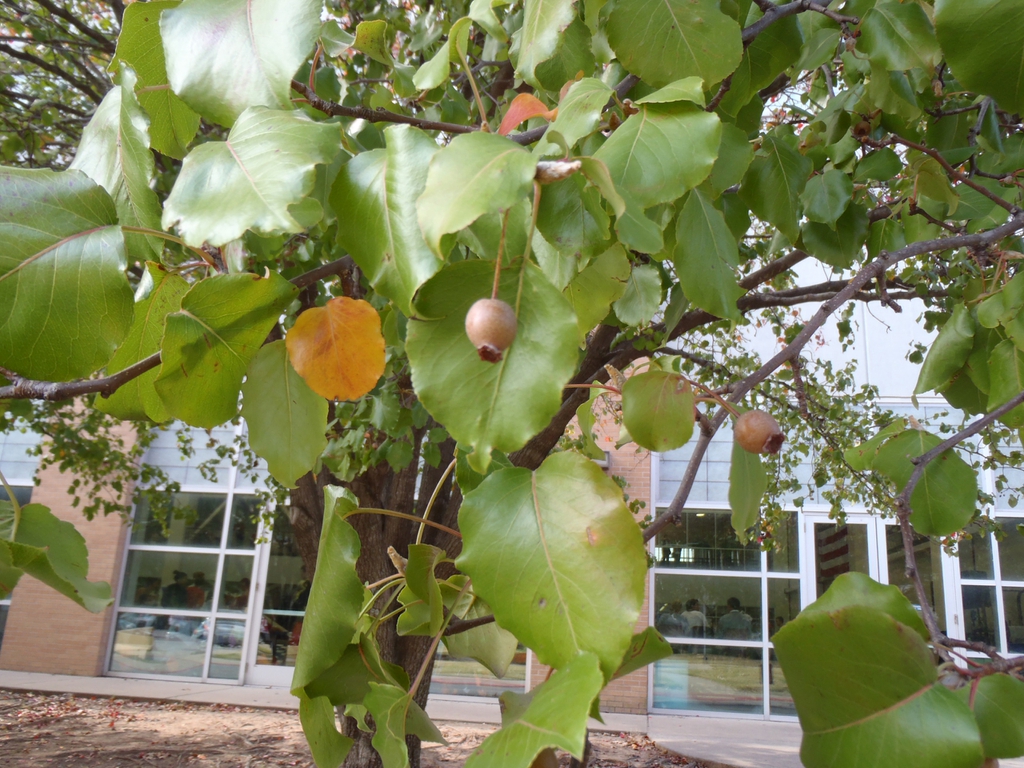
[245, 509, 308, 687]
[801, 512, 883, 607]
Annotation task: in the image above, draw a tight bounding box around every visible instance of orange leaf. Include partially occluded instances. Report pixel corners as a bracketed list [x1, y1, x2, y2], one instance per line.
[286, 297, 386, 401]
[498, 93, 557, 136]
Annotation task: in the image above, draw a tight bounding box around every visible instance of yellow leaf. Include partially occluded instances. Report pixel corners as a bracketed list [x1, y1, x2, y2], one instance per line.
[286, 297, 386, 401]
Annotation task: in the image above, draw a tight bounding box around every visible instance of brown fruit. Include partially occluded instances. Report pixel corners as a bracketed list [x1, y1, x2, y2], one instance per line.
[465, 298, 517, 363]
[529, 748, 559, 768]
[734, 410, 785, 455]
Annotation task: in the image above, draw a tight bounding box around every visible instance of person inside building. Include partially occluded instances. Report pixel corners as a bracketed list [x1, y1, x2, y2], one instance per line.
[655, 600, 687, 637]
[717, 597, 754, 640]
[160, 570, 190, 609]
[186, 571, 210, 609]
[680, 599, 707, 638]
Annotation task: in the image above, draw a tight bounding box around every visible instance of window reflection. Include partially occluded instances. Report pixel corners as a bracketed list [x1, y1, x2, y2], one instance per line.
[813, 523, 870, 597]
[653, 644, 764, 714]
[227, 496, 260, 550]
[767, 514, 799, 573]
[886, 526, 946, 634]
[767, 579, 800, 638]
[429, 645, 527, 697]
[963, 586, 999, 649]
[131, 493, 227, 548]
[654, 511, 760, 571]
[958, 522, 994, 579]
[120, 551, 219, 611]
[654, 573, 761, 641]
[996, 519, 1024, 581]
[217, 555, 254, 612]
[768, 649, 796, 717]
[208, 619, 246, 680]
[1004, 587, 1024, 654]
[255, 510, 308, 668]
[109, 613, 208, 677]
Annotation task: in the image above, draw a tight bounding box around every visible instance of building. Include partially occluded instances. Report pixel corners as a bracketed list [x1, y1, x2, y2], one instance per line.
[1, 296, 1023, 727]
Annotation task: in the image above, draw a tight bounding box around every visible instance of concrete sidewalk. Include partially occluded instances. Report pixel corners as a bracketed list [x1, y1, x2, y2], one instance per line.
[3, 670, 1019, 768]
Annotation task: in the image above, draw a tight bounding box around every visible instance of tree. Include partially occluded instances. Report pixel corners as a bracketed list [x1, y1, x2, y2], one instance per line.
[1, 0, 1024, 767]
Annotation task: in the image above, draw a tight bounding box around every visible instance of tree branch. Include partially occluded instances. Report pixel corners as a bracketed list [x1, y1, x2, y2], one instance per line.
[0, 257, 358, 402]
[33, 0, 116, 54]
[742, 0, 858, 45]
[0, 43, 103, 104]
[444, 613, 496, 636]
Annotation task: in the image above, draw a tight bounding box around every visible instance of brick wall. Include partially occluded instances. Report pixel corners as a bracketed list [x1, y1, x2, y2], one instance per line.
[0, 425, 135, 676]
[528, 442, 654, 715]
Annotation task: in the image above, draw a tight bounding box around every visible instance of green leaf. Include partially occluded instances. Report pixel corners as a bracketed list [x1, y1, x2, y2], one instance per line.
[857, 1, 940, 72]
[729, 440, 766, 542]
[606, 0, 743, 88]
[69, 67, 162, 262]
[292, 487, 364, 693]
[464, 652, 604, 767]
[739, 132, 812, 243]
[574, 389, 606, 461]
[774, 605, 983, 768]
[443, 589, 520, 678]
[305, 635, 409, 705]
[915, 304, 975, 394]
[987, 339, 1024, 427]
[297, 691, 353, 768]
[412, 18, 471, 90]
[536, 175, 611, 266]
[457, 452, 647, 678]
[800, 169, 853, 227]
[0, 168, 132, 381]
[332, 125, 441, 316]
[112, 0, 200, 158]
[406, 261, 578, 472]
[593, 103, 721, 209]
[612, 263, 663, 326]
[536, 78, 613, 157]
[612, 628, 672, 680]
[469, 0, 508, 41]
[0, 540, 24, 600]
[515, 0, 577, 88]
[673, 188, 743, 320]
[936, 0, 1024, 114]
[240, 340, 327, 488]
[635, 76, 706, 107]
[417, 132, 538, 258]
[353, 20, 393, 66]
[95, 263, 189, 422]
[801, 572, 928, 640]
[873, 429, 977, 536]
[163, 107, 340, 247]
[616, 193, 666, 253]
[855, 147, 903, 182]
[719, 4, 803, 115]
[364, 683, 446, 768]
[320, 20, 355, 56]
[959, 674, 1024, 759]
[843, 418, 907, 471]
[455, 448, 515, 494]
[405, 544, 446, 636]
[710, 123, 755, 197]
[801, 202, 870, 269]
[534, 16, 596, 92]
[160, 0, 322, 127]
[621, 371, 694, 452]
[564, 244, 630, 337]
[154, 272, 298, 429]
[8, 504, 112, 613]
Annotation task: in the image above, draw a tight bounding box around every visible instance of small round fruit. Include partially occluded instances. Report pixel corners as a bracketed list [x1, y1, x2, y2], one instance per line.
[465, 298, 517, 363]
[735, 410, 785, 455]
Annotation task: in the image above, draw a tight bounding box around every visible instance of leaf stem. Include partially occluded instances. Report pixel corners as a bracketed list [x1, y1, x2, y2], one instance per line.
[0, 467, 22, 541]
[346, 508, 461, 538]
[366, 572, 405, 591]
[492, 209, 511, 300]
[416, 458, 457, 546]
[457, 47, 490, 131]
[686, 377, 742, 418]
[120, 226, 217, 269]
[563, 382, 621, 395]
[515, 180, 543, 316]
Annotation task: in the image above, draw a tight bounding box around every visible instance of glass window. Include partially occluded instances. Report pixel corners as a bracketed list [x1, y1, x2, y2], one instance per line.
[652, 644, 764, 714]
[963, 586, 999, 649]
[654, 573, 761, 641]
[218, 555, 255, 613]
[429, 644, 527, 697]
[653, 511, 760, 572]
[996, 519, 1024, 582]
[120, 551, 219, 610]
[108, 613, 208, 677]
[0, 603, 9, 651]
[959, 522, 994, 580]
[767, 578, 801, 639]
[226, 495, 260, 550]
[1004, 587, 1024, 654]
[255, 510, 308, 668]
[767, 514, 799, 573]
[0, 485, 32, 506]
[813, 522, 870, 598]
[886, 526, 947, 634]
[130, 493, 227, 548]
[768, 649, 796, 717]
[208, 619, 246, 680]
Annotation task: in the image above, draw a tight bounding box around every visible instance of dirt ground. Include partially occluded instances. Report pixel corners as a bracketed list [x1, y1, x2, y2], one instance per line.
[0, 690, 711, 767]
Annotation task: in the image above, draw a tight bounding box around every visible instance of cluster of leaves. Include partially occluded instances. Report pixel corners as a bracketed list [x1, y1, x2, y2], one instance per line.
[2, 0, 1024, 767]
